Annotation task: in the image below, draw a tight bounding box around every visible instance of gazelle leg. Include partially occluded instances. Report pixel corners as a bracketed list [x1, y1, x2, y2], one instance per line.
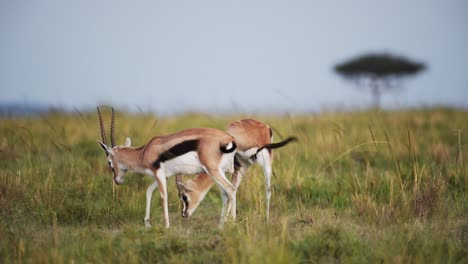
[229, 166, 248, 219]
[144, 180, 159, 228]
[155, 169, 170, 228]
[257, 149, 273, 222]
[219, 169, 236, 221]
[230, 183, 237, 220]
[207, 168, 236, 228]
[217, 185, 236, 228]
[217, 183, 229, 227]
[263, 164, 272, 223]
[231, 165, 247, 190]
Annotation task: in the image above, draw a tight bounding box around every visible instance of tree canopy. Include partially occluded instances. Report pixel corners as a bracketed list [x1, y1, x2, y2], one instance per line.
[335, 54, 426, 79]
[334, 53, 426, 108]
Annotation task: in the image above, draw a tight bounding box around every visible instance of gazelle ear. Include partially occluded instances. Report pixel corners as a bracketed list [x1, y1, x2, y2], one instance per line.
[125, 137, 131, 147]
[97, 141, 114, 156]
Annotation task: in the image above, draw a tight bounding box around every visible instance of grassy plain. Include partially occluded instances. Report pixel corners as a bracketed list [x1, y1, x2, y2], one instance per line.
[0, 108, 467, 263]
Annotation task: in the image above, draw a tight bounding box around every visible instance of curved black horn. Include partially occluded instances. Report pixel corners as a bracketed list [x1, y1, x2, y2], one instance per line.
[110, 107, 115, 147]
[97, 106, 108, 145]
[175, 175, 183, 192]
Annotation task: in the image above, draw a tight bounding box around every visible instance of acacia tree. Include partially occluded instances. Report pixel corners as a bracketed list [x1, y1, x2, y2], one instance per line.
[334, 53, 426, 108]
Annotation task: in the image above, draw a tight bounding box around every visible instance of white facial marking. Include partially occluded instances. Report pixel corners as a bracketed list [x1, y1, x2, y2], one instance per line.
[115, 175, 124, 184]
[186, 207, 195, 217]
[181, 196, 187, 212]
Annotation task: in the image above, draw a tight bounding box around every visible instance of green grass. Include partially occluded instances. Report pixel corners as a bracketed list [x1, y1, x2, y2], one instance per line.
[1, 108, 467, 263]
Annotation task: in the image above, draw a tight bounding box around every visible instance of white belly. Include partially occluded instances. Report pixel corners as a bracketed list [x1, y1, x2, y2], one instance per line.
[236, 147, 259, 166]
[237, 148, 258, 159]
[162, 151, 204, 176]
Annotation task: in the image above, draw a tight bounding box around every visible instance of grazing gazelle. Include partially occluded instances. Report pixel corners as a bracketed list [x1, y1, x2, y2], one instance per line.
[96, 107, 238, 228]
[176, 118, 297, 222]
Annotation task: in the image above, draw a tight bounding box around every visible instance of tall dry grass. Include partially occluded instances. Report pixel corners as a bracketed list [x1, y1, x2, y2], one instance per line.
[0, 108, 466, 263]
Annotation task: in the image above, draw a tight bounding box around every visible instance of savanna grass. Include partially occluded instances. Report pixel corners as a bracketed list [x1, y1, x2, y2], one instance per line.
[0, 108, 466, 263]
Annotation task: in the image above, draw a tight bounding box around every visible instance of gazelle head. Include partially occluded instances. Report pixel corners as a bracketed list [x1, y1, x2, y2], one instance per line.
[176, 175, 209, 218]
[96, 107, 131, 185]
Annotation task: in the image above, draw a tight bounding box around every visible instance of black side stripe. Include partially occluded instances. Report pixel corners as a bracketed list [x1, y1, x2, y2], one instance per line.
[220, 141, 237, 153]
[152, 140, 199, 169]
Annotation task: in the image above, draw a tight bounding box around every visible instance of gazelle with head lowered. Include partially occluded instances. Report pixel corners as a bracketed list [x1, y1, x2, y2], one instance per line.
[96, 107, 238, 228]
[176, 118, 297, 222]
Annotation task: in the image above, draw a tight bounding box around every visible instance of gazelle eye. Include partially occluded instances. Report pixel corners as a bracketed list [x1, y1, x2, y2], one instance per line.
[182, 194, 188, 202]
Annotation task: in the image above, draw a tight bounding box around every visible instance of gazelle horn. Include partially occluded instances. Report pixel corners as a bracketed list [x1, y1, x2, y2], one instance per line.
[97, 106, 108, 145]
[175, 175, 183, 192]
[110, 107, 116, 147]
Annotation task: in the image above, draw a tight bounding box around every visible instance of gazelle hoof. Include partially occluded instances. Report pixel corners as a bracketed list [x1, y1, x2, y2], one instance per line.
[144, 221, 152, 228]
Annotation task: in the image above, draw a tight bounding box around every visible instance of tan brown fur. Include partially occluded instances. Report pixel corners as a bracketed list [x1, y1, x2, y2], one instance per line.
[226, 119, 272, 150]
[139, 128, 234, 168]
[177, 119, 296, 222]
[98, 121, 237, 228]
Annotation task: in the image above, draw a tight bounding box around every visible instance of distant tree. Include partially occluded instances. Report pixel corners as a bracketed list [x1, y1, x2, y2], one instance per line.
[334, 53, 426, 108]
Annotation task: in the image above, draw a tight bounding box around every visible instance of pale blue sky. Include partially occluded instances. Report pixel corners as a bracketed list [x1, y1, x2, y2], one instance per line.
[1, 0, 467, 114]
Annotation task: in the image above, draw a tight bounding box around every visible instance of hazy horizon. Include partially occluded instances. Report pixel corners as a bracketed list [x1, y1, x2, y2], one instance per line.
[1, 1, 467, 114]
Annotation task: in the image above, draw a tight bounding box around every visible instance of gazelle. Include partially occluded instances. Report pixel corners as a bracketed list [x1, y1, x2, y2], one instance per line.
[96, 107, 238, 228]
[176, 118, 297, 222]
